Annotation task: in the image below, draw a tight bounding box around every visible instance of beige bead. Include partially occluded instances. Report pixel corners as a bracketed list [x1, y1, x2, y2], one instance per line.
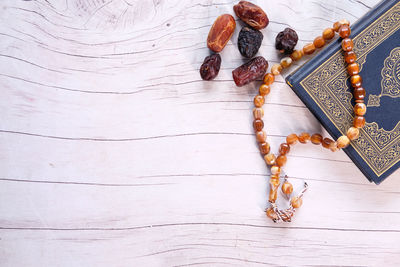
[290, 50, 304, 61]
[256, 131, 267, 143]
[346, 127, 360, 140]
[333, 19, 350, 32]
[280, 57, 293, 68]
[254, 95, 265, 107]
[253, 108, 264, 119]
[271, 165, 280, 175]
[329, 141, 339, 152]
[337, 135, 350, 149]
[339, 19, 350, 26]
[291, 196, 303, 208]
[270, 174, 280, 183]
[264, 153, 276, 165]
[271, 64, 283, 75]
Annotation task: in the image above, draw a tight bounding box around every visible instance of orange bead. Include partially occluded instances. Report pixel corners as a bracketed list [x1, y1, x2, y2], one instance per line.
[347, 63, 359, 76]
[279, 143, 290, 155]
[264, 153, 276, 165]
[341, 38, 354, 52]
[322, 137, 334, 149]
[263, 73, 275, 85]
[269, 189, 278, 202]
[254, 95, 265, 107]
[276, 155, 287, 167]
[353, 87, 365, 100]
[290, 50, 304, 61]
[353, 116, 365, 128]
[291, 196, 303, 208]
[256, 131, 267, 143]
[333, 21, 341, 32]
[344, 51, 357, 64]
[286, 133, 298, 145]
[337, 135, 350, 149]
[346, 127, 360, 140]
[311, 133, 323, 145]
[269, 178, 279, 202]
[298, 132, 311, 143]
[354, 103, 366, 116]
[259, 142, 270, 155]
[350, 75, 362, 88]
[313, 36, 325, 48]
[338, 25, 351, 38]
[303, 43, 316, 55]
[253, 119, 264, 131]
[270, 175, 279, 185]
[259, 84, 270, 96]
[322, 28, 335, 40]
[281, 181, 293, 195]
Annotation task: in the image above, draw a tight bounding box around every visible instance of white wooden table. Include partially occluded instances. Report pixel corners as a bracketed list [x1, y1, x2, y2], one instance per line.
[1, 0, 400, 266]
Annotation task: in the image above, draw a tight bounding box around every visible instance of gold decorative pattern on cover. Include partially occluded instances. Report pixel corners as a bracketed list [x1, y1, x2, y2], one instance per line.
[300, 2, 400, 176]
[367, 47, 400, 107]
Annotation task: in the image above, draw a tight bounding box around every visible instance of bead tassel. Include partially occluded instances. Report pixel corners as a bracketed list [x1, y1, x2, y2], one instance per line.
[254, 20, 366, 222]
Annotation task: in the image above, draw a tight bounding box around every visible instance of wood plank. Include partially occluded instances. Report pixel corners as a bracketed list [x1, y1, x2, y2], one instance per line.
[0, 0, 399, 266]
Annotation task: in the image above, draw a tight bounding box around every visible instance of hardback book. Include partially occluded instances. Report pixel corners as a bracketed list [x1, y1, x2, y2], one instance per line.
[286, 0, 400, 184]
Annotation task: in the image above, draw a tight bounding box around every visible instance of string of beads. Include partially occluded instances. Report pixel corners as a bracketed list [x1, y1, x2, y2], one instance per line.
[253, 19, 367, 222]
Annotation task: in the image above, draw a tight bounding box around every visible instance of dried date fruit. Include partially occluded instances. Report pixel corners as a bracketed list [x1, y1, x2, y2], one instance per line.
[232, 56, 268, 87]
[275, 28, 298, 54]
[238, 27, 263, 58]
[200, 54, 221, 80]
[207, 14, 236, 52]
[233, 1, 269, 30]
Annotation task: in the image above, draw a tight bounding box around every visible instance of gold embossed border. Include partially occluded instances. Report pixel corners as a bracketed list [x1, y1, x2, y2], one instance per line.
[300, 2, 400, 176]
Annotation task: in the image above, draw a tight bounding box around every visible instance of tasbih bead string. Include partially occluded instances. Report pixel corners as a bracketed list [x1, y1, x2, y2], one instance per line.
[253, 19, 366, 222]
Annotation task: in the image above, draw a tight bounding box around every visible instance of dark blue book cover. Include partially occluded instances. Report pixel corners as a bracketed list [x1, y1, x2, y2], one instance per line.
[286, 0, 400, 184]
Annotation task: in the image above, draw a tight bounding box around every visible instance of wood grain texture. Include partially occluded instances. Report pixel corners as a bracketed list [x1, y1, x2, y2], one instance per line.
[0, 0, 399, 266]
